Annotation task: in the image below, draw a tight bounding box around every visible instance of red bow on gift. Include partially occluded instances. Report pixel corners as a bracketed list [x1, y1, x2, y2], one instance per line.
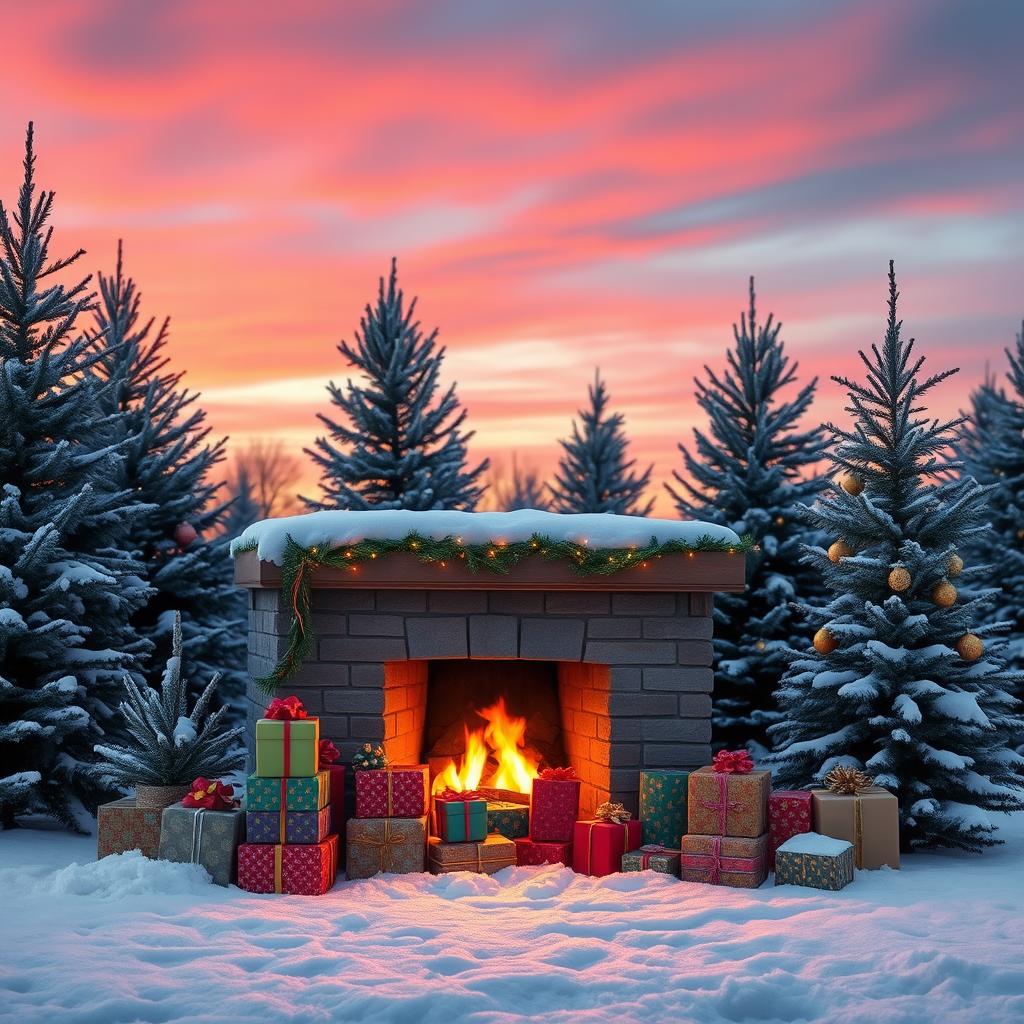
[265, 695, 308, 721]
[712, 749, 754, 774]
[435, 788, 482, 802]
[182, 777, 238, 811]
[318, 739, 340, 768]
[539, 766, 578, 781]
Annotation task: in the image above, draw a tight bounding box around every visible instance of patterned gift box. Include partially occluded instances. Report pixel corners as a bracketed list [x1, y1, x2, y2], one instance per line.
[354, 765, 429, 819]
[775, 832, 855, 891]
[529, 777, 580, 843]
[572, 818, 642, 876]
[639, 769, 689, 849]
[428, 834, 517, 875]
[486, 800, 530, 839]
[687, 766, 770, 838]
[97, 797, 162, 860]
[159, 804, 244, 886]
[246, 805, 331, 845]
[680, 832, 768, 889]
[345, 815, 428, 879]
[246, 772, 331, 813]
[811, 785, 900, 870]
[254, 717, 320, 778]
[768, 790, 813, 870]
[514, 837, 572, 867]
[236, 832, 338, 895]
[433, 793, 488, 843]
[621, 844, 681, 877]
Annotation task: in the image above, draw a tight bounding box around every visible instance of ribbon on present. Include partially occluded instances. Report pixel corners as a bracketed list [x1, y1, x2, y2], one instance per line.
[681, 837, 762, 884]
[824, 765, 874, 869]
[638, 844, 675, 870]
[319, 739, 340, 769]
[274, 845, 283, 893]
[539, 766, 578, 781]
[265, 695, 308, 721]
[183, 777, 238, 811]
[435, 789, 482, 839]
[279, 779, 288, 844]
[711, 749, 754, 774]
[189, 808, 206, 864]
[700, 773, 742, 835]
[356, 820, 408, 872]
[595, 801, 631, 824]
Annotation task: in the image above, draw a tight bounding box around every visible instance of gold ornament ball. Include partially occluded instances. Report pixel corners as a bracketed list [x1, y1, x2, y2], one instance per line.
[840, 472, 865, 496]
[955, 634, 984, 661]
[813, 627, 839, 655]
[932, 581, 957, 608]
[755, 640, 766, 651]
[947, 553, 964, 577]
[888, 567, 912, 592]
[828, 540, 855, 564]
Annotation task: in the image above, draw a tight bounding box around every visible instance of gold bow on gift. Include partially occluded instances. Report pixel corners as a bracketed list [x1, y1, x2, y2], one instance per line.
[595, 801, 632, 824]
[824, 765, 875, 795]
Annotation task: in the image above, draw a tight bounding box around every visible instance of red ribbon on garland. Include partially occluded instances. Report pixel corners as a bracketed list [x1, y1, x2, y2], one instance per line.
[182, 777, 238, 811]
[711, 749, 754, 774]
[538, 766, 578, 781]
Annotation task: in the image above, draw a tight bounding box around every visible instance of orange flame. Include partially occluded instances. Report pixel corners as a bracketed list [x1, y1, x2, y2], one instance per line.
[431, 697, 541, 795]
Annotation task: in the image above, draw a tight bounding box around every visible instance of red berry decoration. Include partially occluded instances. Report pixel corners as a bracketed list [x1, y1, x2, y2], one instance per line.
[174, 522, 198, 547]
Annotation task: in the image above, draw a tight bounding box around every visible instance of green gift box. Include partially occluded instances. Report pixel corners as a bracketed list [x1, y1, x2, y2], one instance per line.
[433, 794, 488, 842]
[159, 804, 245, 886]
[246, 771, 330, 812]
[255, 717, 319, 777]
[621, 844, 681, 877]
[640, 769, 689, 849]
[775, 832, 855, 891]
[486, 801, 529, 839]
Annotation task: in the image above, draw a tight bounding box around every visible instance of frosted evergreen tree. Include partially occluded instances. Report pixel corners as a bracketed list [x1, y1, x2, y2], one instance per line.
[306, 258, 487, 510]
[767, 264, 1024, 852]
[549, 370, 653, 515]
[958, 325, 1024, 677]
[90, 244, 247, 713]
[0, 126, 150, 828]
[667, 279, 828, 751]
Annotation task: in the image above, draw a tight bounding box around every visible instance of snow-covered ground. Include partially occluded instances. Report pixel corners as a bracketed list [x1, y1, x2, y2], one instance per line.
[1, 816, 1022, 1024]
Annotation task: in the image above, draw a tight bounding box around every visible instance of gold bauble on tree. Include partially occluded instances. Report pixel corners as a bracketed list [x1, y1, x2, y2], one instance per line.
[828, 539, 855, 564]
[839, 472, 865, 496]
[955, 634, 984, 661]
[813, 627, 839, 654]
[887, 566, 912, 592]
[932, 581, 957, 608]
[947, 553, 964, 577]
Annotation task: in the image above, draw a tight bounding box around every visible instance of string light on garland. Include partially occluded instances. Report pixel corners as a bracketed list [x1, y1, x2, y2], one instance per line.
[932, 581, 957, 608]
[813, 627, 838, 654]
[828, 539, 855, 564]
[888, 566, 911, 592]
[955, 634, 984, 661]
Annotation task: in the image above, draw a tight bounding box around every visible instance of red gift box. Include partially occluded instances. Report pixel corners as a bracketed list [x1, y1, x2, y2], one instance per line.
[515, 837, 573, 867]
[768, 790, 813, 870]
[530, 777, 581, 843]
[572, 818, 642, 876]
[236, 833, 338, 895]
[354, 765, 429, 819]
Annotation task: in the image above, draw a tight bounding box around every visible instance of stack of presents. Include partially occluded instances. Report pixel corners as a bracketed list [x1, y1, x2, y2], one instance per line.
[97, 694, 899, 895]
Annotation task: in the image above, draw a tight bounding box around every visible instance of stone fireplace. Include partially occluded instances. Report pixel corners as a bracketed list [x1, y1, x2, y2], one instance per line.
[237, 543, 744, 817]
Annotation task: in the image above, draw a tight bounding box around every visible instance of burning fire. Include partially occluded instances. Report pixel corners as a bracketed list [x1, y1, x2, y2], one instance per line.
[431, 697, 541, 795]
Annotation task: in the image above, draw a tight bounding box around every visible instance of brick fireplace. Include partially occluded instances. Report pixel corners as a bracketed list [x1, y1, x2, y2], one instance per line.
[236, 548, 744, 816]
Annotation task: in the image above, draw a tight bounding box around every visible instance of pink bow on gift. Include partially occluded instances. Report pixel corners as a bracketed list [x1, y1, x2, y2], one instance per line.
[712, 749, 754, 774]
[318, 739, 340, 768]
[435, 789, 482, 802]
[539, 766, 578, 781]
[265, 695, 309, 721]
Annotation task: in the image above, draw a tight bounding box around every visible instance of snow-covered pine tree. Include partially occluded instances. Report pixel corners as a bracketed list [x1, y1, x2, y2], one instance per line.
[549, 370, 653, 515]
[666, 279, 828, 752]
[306, 258, 487, 510]
[767, 263, 1024, 852]
[89, 244, 247, 714]
[0, 126, 150, 828]
[958, 324, 1024, 677]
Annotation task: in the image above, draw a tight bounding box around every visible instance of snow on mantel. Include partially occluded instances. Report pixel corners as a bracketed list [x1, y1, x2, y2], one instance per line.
[230, 508, 741, 567]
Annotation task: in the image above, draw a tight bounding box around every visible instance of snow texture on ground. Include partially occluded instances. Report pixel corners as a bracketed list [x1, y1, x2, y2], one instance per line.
[1, 815, 1022, 1024]
[230, 508, 741, 563]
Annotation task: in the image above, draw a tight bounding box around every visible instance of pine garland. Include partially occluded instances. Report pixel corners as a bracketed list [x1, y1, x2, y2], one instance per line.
[246, 531, 752, 691]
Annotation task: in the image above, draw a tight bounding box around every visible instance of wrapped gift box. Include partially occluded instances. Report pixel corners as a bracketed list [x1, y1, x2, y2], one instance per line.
[346, 815, 428, 879]
[354, 765, 429, 819]
[768, 790, 813, 870]
[572, 818, 642, 876]
[246, 771, 330, 813]
[97, 797, 162, 860]
[246, 805, 331, 845]
[639, 769, 689, 849]
[428, 834, 517, 875]
[486, 800, 530, 840]
[687, 766, 770, 838]
[514, 837, 572, 867]
[680, 833, 768, 889]
[529, 777, 580, 843]
[775, 832, 855, 891]
[433, 793, 488, 843]
[254, 717, 319, 778]
[159, 804, 244, 886]
[621, 844, 681, 877]
[237, 832, 338, 895]
[811, 785, 900, 870]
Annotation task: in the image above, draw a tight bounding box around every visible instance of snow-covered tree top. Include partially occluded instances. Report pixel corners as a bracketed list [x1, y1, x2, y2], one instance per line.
[230, 509, 740, 565]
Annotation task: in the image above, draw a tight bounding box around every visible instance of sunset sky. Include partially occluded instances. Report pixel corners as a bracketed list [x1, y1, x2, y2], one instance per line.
[3, 1, 1022, 514]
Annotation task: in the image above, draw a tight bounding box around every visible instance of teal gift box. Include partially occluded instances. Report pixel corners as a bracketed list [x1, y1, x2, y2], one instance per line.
[639, 769, 689, 849]
[246, 771, 330, 812]
[775, 832, 855, 891]
[434, 793, 488, 842]
[487, 801, 529, 839]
